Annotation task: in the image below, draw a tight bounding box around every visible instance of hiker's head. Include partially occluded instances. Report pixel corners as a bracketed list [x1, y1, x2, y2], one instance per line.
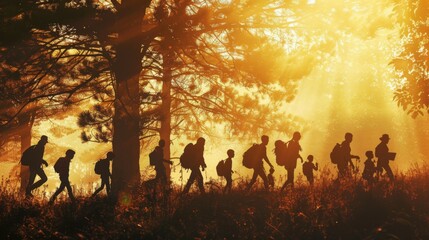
[106, 151, 115, 160]
[292, 131, 301, 141]
[196, 137, 205, 146]
[39, 135, 48, 145]
[159, 139, 166, 147]
[365, 150, 374, 159]
[261, 135, 269, 145]
[379, 134, 390, 143]
[344, 132, 353, 142]
[227, 149, 235, 158]
[65, 149, 75, 159]
[307, 155, 314, 162]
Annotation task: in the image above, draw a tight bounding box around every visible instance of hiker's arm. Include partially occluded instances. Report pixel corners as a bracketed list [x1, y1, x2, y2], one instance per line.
[42, 159, 48, 166]
[201, 156, 207, 170]
[314, 163, 319, 171]
[264, 156, 274, 169]
[299, 154, 304, 163]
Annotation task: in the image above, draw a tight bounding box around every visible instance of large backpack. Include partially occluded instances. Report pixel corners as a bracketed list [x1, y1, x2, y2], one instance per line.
[20, 145, 36, 166]
[274, 140, 289, 166]
[180, 143, 195, 169]
[330, 143, 342, 164]
[242, 144, 261, 169]
[216, 160, 226, 176]
[94, 159, 103, 174]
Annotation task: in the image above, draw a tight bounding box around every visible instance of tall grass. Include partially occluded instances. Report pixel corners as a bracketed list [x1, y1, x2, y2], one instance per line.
[1, 166, 429, 239]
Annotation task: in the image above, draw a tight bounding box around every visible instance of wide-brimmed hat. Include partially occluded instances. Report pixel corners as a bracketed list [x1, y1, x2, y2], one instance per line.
[379, 134, 390, 141]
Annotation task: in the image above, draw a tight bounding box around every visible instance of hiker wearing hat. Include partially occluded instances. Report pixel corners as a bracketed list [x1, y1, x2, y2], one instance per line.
[25, 135, 49, 197]
[375, 134, 394, 181]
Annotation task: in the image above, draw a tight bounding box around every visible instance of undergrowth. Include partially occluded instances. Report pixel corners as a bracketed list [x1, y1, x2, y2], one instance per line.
[1, 166, 429, 240]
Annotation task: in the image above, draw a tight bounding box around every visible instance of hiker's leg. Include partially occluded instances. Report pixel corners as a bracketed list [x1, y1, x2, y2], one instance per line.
[50, 182, 66, 202]
[92, 180, 105, 197]
[64, 180, 75, 201]
[183, 170, 196, 193]
[309, 176, 314, 185]
[224, 175, 232, 193]
[287, 168, 295, 187]
[246, 170, 258, 191]
[258, 168, 269, 190]
[281, 168, 291, 191]
[384, 164, 394, 181]
[195, 169, 205, 193]
[26, 169, 37, 194]
[30, 168, 48, 191]
[105, 177, 111, 195]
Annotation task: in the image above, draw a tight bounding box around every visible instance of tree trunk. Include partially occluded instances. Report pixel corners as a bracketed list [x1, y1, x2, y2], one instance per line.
[160, 51, 173, 179]
[20, 125, 31, 192]
[111, 0, 151, 197]
[18, 113, 34, 192]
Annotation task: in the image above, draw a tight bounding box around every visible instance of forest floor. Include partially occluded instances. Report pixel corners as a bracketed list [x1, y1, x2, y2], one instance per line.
[1, 166, 429, 240]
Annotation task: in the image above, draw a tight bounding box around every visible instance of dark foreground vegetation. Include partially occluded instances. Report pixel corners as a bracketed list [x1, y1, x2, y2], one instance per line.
[1, 167, 429, 240]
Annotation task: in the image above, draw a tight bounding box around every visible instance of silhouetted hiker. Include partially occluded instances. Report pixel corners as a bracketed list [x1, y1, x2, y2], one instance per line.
[245, 135, 275, 191]
[337, 132, 359, 178]
[222, 149, 234, 194]
[146, 140, 173, 196]
[375, 134, 395, 181]
[50, 149, 76, 204]
[24, 135, 49, 197]
[92, 151, 115, 197]
[182, 137, 207, 194]
[303, 155, 318, 185]
[281, 132, 304, 191]
[362, 150, 376, 184]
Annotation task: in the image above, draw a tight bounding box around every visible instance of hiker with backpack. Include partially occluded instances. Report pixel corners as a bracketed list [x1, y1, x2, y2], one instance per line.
[92, 151, 115, 197]
[336, 132, 359, 178]
[302, 155, 318, 185]
[50, 149, 76, 204]
[150, 140, 173, 188]
[23, 135, 49, 197]
[375, 134, 395, 181]
[245, 135, 275, 192]
[280, 131, 304, 191]
[362, 150, 376, 184]
[182, 137, 207, 194]
[216, 149, 234, 194]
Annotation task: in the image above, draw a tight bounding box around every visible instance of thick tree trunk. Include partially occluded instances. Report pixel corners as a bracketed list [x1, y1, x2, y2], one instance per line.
[111, 0, 151, 197]
[20, 124, 31, 192]
[160, 51, 173, 179]
[18, 113, 34, 192]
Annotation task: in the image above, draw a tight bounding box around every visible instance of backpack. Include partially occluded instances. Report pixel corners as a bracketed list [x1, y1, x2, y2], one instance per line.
[302, 162, 312, 177]
[20, 145, 36, 166]
[216, 160, 226, 176]
[330, 143, 342, 164]
[180, 143, 195, 169]
[94, 160, 103, 174]
[274, 140, 289, 166]
[54, 158, 66, 173]
[149, 148, 160, 166]
[242, 144, 261, 169]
